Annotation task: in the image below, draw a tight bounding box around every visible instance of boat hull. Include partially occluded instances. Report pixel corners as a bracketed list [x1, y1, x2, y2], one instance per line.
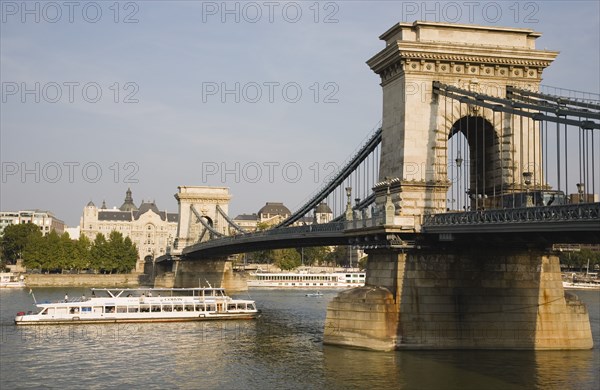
[15, 312, 260, 325]
[0, 283, 26, 288]
[562, 281, 600, 290]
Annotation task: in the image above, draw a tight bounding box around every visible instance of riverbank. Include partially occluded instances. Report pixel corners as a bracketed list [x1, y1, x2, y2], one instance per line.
[23, 273, 148, 288]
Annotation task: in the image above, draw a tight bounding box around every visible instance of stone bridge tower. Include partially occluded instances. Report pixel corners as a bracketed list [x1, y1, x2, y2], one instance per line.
[173, 186, 231, 252]
[367, 21, 558, 229]
[324, 21, 592, 352]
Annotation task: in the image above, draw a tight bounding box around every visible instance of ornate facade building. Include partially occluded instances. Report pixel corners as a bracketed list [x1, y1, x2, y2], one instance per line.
[80, 189, 178, 272]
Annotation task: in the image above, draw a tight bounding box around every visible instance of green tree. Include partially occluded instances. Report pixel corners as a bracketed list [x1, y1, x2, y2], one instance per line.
[44, 230, 63, 271]
[325, 245, 349, 266]
[273, 248, 301, 270]
[248, 249, 273, 264]
[1, 223, 42, 262]
[256, 222, 270, 231]
[299, 246, 330, 266]
[561, 249, 600, 271]
[90, 234, 111, 273]
[73, 235, 92, 272]
[559, 249, 600, 271]
[21, 229, 46, 271]
[106, 232, 137, 273]
[57, 232, 76, 272]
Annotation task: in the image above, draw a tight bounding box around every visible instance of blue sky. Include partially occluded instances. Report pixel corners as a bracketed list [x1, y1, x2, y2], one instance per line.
[1, 0, 599, 226]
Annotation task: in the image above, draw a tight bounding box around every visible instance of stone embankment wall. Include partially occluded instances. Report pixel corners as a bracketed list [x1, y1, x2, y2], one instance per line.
[24, 273, 146, 287]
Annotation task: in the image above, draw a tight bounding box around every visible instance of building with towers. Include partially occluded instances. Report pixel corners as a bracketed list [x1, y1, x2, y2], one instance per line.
[80, 188, 178, 272]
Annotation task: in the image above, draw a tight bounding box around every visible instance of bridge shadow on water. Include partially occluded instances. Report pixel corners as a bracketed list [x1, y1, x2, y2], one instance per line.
[322, 346, 596, 390]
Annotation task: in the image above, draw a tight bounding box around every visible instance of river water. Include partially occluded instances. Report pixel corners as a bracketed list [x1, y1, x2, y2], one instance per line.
[1, 288, 598, 389]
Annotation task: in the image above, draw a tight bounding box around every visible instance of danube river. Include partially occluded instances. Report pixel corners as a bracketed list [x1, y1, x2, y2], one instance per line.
[1, 288, 599, 389]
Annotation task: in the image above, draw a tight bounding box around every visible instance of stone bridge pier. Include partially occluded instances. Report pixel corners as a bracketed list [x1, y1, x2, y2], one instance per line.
[324, 243, 593, 350]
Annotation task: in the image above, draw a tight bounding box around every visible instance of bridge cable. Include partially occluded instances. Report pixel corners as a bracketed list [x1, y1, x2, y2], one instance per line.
[276, 128, 383, 228]
[190, 205, 224, 238]
[215, 205, 247, 234]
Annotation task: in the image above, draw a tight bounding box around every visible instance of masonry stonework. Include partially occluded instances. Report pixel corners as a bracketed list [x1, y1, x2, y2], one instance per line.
[325, 249, 592, 350]
[324, 21, 592, 351]
[367, 22, 558, 229]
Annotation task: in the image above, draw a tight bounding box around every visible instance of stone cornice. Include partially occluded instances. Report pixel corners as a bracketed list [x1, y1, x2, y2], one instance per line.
[175, 194, 231, 202]
[368, 41, 558, 84]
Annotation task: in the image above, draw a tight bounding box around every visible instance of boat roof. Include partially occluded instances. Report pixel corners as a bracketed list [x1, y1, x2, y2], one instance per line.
[90, 287, 226, 292]
[253, 272, 365, 276]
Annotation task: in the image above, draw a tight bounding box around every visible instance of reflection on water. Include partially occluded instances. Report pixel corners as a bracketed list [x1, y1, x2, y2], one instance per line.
[1, 288, 598, 389]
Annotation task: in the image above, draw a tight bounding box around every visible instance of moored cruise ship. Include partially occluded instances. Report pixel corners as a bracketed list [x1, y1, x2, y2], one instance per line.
[15, 287, 259, 325]
[248, 270, 365, 288]
[0, 272, 25, 288]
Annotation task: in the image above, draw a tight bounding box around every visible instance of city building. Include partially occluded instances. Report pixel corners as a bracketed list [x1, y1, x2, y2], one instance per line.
[314, 202, 333, 224]
[234, 201, 333, 231]
[0, 210, 65, 236]
[65, 226, 80, 240]
[258, 202, 291, 226]
[80, 188, 178, 272]
[233, 213, 258, 232]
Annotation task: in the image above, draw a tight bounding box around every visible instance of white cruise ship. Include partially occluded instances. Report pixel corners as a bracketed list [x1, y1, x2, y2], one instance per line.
[0, 273, 25, 288]
[247, 270, 365, 289]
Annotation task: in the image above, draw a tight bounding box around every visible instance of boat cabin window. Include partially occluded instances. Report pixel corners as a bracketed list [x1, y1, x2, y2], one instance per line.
[69, 307, 80, 314]
[117, 307, 127, 313]
[140, 305, 150, 313]
[185, 305, 194, 312]
[151, 305, 161, 312]
[163, 305, 173, 312]
[105, 306, 115, 313]
[128, 307, 139, 313]
[81, 307, 92, 314]
[40, 308, 49, 315]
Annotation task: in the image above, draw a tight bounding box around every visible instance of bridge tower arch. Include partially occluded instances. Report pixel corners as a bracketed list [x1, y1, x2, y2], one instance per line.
[447, 115, 499, 211]
[172, 186, 231, 252]
[367, 21, 558, 227]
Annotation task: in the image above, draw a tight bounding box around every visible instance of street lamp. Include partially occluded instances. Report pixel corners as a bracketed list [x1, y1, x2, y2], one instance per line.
[523, 171, 533, 206]
[455, 153, 463, 210]
[576, 183, 585, 203]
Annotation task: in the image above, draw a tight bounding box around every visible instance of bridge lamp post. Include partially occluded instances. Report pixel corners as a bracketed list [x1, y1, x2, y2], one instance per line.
[455, 154, 463, 211]
[523, 171, 533, 207]
[576, 183, 585, 203]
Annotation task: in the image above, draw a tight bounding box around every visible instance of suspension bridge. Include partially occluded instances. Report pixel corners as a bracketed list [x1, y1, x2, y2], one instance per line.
[159, 21, 599, 351]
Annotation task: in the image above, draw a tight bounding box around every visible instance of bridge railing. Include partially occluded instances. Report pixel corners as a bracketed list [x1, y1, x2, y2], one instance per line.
[422, 203, 600, 227]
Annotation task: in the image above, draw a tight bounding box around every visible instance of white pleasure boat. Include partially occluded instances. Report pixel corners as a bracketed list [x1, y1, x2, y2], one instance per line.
[15, 287, 259, 325]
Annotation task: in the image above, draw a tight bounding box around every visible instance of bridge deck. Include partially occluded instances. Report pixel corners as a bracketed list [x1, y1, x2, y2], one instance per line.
[180, 203, 600, 259]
